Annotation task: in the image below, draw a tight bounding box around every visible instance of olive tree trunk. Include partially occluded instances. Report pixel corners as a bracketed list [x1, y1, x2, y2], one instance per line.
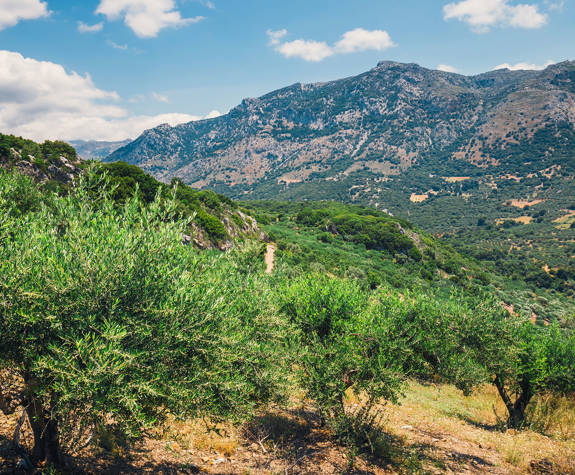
[494, 376, 533, 429]
[23, 377, 63, 467]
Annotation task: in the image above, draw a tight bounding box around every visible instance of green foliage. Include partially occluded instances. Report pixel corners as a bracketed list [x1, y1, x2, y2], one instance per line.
[246, 200, 486, 293]
[0, 170, 50, 218]
[195, 208, 228, 240]
[0, 133, 77, 165]
[279, 275, 404, 419]
[490, 322, 575, 428]
[279, 274, 507, 422]
[0, 172, 285, 463]
[97, 162, 233, 241]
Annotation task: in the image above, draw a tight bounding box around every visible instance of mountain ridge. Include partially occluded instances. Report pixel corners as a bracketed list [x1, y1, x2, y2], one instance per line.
[107, 60, 575, 196]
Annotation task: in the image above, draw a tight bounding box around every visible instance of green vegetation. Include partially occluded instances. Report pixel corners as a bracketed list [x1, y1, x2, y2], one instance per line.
[0, 133, 77, 168]
[94, 163, 234, 242]
[0, 171, 284, 465]
[246, 200, 575, 323]
[0, 131, 251, 245]
[491, 322, 575, 428]
[1, 161, 574, 470]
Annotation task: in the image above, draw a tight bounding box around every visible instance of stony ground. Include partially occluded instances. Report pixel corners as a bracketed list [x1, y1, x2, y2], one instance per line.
[1, 382, 574, 474]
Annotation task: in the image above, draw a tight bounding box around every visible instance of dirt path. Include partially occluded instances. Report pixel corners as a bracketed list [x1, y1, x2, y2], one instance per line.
[265, 244, 275, 274]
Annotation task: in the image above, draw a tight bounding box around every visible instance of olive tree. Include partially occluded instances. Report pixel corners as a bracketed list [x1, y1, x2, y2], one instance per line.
[490, 322, 575, 429]
[0, 174, 285, 466]
[279, 275, 404, 421]
[279, 276, 513, 425]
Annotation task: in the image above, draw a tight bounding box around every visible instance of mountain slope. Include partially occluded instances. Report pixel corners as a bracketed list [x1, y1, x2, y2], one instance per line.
[107, 61, 575, 293]
[107, 61, 575, 194]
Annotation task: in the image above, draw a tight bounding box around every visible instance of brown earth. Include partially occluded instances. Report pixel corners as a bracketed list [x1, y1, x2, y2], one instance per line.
[2, 382, 574, 474]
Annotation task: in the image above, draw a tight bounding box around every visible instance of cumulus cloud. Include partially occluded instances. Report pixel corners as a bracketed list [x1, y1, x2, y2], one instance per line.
[443, 0, 547, 32]
[267, 28, 396, 62]
[78, 21, 104, 33]
[96, 0, 204, 38]
[437, 64, 459, 73]
[277, 39, 334, 62]
[334, 28, 396, 54]
[0, 0, 50, 30]
[493, 59, 554, 70]
[0, 50, 212, 142]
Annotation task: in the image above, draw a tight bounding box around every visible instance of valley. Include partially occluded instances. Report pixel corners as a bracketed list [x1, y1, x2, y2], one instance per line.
[1, 63, 574, 475]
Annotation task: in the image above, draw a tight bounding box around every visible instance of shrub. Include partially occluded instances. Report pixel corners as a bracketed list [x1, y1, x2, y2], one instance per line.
[0, 174, 285, 466]
[278, 275, 402, 419]
[490, 322, 575, 428]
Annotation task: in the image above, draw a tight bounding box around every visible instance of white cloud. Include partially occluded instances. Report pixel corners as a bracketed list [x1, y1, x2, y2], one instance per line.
[96, 0, 204, 38]
[493, 59, 554, 70]
[151, 92, 170, 103]
[267, 29, 287, 46]
[334, 28, 396, 54]
[277, 39, 334, 62]
[204, 109, 222, 119]
[107, 40, 129, 50]
[443, 0, 547, 32]
[0, 50, 212, 142]
[437, 64, 459, 73]
[78, 21, 104, 33]
[0, 0, 50, 30]
[268, 28, 396, 62]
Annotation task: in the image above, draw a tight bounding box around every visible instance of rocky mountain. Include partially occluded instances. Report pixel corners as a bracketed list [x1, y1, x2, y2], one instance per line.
[107, 60, 575, 199]
[71, 139, 132, 160]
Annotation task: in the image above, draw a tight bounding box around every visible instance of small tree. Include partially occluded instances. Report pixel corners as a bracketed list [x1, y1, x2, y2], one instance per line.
[491, 322, 575, 429]
[279, 277, 507, 423]
[279, 275, 405, 421]
[0, 174, 285, 466]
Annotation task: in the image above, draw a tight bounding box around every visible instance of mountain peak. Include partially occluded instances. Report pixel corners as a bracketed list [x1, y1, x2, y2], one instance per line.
[106, 60, 575, 197]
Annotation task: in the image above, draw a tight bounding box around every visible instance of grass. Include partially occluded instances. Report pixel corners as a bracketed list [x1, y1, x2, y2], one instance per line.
[2, 381, 574, 473]
[151, 382, 575, 473]
[383, 381, 575, 473]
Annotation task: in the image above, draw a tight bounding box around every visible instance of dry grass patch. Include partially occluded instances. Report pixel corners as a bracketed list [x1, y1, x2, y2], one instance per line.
[509, 199, 545, 208]
[384, 381, 575, 474]
[2, 383, 574, 473]
[410, 193, 429, 203]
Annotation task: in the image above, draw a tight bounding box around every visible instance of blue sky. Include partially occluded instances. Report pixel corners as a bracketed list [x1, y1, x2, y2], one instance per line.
[0, 0, 573, 141]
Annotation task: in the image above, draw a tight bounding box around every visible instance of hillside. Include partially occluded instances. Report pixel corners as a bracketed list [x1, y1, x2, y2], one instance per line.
[0, 133, 260, 250]
[107, 61, 575, 300]
[2, 132, 575, 474]
[107, 61, 575, 196]
[245, 201, 575, 323]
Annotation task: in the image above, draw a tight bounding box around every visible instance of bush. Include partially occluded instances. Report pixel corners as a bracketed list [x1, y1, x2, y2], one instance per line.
[278, 275, 402, 419]
[490, 322, 575, 428]
[0, 174, 285, 466]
